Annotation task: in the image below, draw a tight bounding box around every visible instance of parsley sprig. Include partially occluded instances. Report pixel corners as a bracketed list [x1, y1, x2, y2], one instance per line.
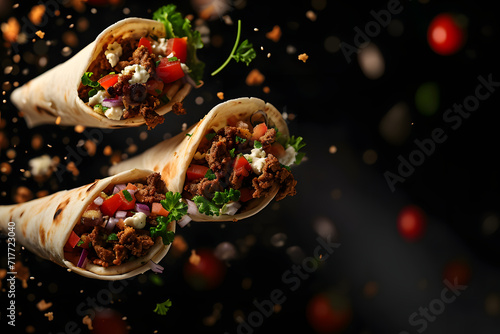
[193, 188, 241, 216]
[153, 299, 172, 315]
[211, 20, 256, 76]
[150, 192, 187, 245]
[81, 72, 103, 98]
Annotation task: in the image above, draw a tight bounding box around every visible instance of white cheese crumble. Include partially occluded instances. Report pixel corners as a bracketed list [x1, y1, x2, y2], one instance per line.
[244, 148, 267, 174]
[151, 38, 168, 55]
[104, 106, 124, 120]
[104, 42, 122, 67]
[279, 146, 297, 166]
[121, 64, 150, 85]
[29, 155, 52, 177]
[88, 90, 109, 106]
[124, 212, 147, 229]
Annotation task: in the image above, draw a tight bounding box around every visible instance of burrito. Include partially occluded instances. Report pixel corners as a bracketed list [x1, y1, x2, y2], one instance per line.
[11, 5, 204, 129]
[109, 97, 306, 222]
[0, 169, 185, 280]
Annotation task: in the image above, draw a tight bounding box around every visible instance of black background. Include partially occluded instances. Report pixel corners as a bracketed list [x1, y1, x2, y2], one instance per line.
[1, 0, 500, 333]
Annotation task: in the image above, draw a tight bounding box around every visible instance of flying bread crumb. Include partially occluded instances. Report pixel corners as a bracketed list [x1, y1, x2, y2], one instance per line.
[245, 69, 265, 86]
[189, 250, 201, 266]
[103, 145, 112, 156]
[74, 125, 85, 133]
[35, 30, 45, 39]
[55, 116, 61, 125]
[298, 53, 309, 63]
[36, 300, 53, 311]
[29, 5, 46, 25]
[82, 315, 93, 330]
[263, 86, 270, 94]
[44, 312, 54, 321]
[306, 10, 317, 21]
[1, 17, 20, 43]
[266, 25, 282, 42]
[217, 92, 224, 100]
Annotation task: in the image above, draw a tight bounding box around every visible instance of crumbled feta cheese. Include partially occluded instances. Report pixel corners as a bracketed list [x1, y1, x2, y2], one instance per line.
[279, 146, 297, 166]
[104, 106, 124, 120]
[151, 38, 168, 55]
[104, 42, 122, 67]
[244, 148, 267, 174]
[88, 90, 108, 106]
[121, 64, 150, 84]
[124, 212, 147, 229]
[194, 152, 206, 160]
[29, 155, 52, 177]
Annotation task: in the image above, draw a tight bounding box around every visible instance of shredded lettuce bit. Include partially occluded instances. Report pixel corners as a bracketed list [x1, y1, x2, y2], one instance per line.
[286, 136, 307, 165]
[204, 168, 216, 180]
[150, 217, 175, 245]
[153, 4, 205, 84]
[81, 72, 103, 98]
[193, 188, 241, 216]
[211, 20, 256, 76]
[153, 299, 172, 315]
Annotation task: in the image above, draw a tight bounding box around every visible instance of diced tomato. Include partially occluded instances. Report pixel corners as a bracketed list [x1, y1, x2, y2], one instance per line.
[152, 202, 170, 217]
[166, 37, 188, 63]
[117, 190, 136, 211]
[100, 194, 123, 216]
[266, 142, 286, 159]
[187, 165, 209, 181]
[239, 187, 254, 202]
[138, 37, 153, 54]
[156, 58, 185, 84]
[126, 183, 138, 192]
[146, 79, 164, 96]
[251, 123, 268, 140]
[67, 231, 81, 249]
[234, 156, 252, 177]
[98, 74, 119, 90]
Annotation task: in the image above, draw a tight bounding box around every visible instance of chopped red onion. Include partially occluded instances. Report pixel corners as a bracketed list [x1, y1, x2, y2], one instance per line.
[177, 215, 192, 228]
[182, 73, 198, 88]
[93, 196, 104, 206]
[115, 210, 127, 219]
[186, 199, 198, 215]
[105, 217, 119, 232]
[127, 189, 136, 197]
[77, 248, 89, 268]
[149, 260, 164, 274]
[222, 202, 241, 216]
[102, 97, 123, 108]
[135, 203, 150, 216]
[113, 184, 126, 194]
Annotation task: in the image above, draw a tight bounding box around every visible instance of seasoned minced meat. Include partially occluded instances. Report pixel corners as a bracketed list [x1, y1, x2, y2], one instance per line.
[252, 154, 297, 201]
[135, 172, 166, 204]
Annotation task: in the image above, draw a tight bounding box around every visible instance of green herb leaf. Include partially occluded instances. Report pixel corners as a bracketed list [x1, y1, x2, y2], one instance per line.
[212, 188, 241, 206]
[155, 60, 161, 67]
[286, 136, 307, 165]
[159, 94, 170, 104]
[186, 133, 192, 137]
[254, 140, 262, 149]
[81, 72, 101, 88]
[150, 216, 175, 245]
[280, 164, 291, 171]
[160, 192, 188, 223]
[211, 20, 256, 76]
[229, 148, 236, 158]
[235, 136, 246, 144]
[193, 196, 220, 216]
[107, 233, 118, 242]
[76, 239, 84, 247]
[205, 132, 216, 141]
[122, 189, 133, 202]
[168, 56, 178, 62]
[204, 169, 216, 181]
[153, 299, 172, 316]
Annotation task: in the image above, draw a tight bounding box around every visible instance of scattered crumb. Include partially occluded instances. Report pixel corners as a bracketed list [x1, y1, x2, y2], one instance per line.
[245, 69, 265, 86]
[263, 86, 270, 94]
[0, 162, 12, 174]
[36, 300, 53, 311]
[55, 116, 61, 125]
[31, 134, 43, 150]
[82, 315, 93, 330]
[171, 235, 188, 257]
[126, 144, 137, 155]
[1, 17, 20, 43]
[172, 102, 186, 115]
[266, 25, 282, 42]
[84, 140, 96, 156]
[36, 190, 49, 198]
[14, 187, 33, 203]
[306, 10, 317, 21]
[298, 53, 309, 63]
[189, 250, 201, 266]
[66, 161, 79, 176]
[217, 92, 224, 100]
[74, 125, 85, 133]
[29, 5, 46, 25]
[103, 145, 113, 156]
[44, 312, 54, 321]
[35, 30, 45, 39]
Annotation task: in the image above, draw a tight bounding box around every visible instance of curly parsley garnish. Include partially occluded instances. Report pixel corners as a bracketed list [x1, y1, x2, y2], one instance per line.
[153, 299, 172, 315]
[150, 192, 187, 245]
[193, 188, 241, 216]
[81, 72, 103, 98]
[211, 20, 256, 76]
[204, 169, 216, 180]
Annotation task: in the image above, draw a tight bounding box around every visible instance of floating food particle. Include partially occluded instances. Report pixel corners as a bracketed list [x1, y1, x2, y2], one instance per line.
[1, 17, 20, 43]
[44, 312, 54, 321]
[29, 5, 46, 25]
[306, 10, 317, 21]
[15, 186, 33, 203]
[298, 53, 309, 63]
[35, 30, 45, 39]
[0, 162, 12, 174]
[103, 145, 112, 156]
[84, 140, 96, 156]
[217, 92, 224, 100]
[74, 125, 85, 133]
[189, 249, 201, 266]
[263, 86, 270, 94]
[36, 300, 53, 311]
[66, 161, 79, 176]
[266, 25, 282, 42]
[245, 69, 265, 86]
[55, 116, 61, 125]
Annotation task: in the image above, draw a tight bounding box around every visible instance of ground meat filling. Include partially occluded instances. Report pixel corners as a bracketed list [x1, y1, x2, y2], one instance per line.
[79, 173, 167, 267]
[183, 124, 297, 207]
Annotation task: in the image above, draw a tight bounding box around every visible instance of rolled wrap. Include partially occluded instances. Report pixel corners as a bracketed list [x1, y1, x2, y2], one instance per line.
[109, 97, 290, 222]
[10, 18, 192, 129]
[0, 169, 175, 280]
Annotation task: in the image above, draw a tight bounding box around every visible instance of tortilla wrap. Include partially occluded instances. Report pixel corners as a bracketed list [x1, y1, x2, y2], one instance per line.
[10, 18, 192, 129]
[0, 169, 175, 280]
[109, 97, 290, 222]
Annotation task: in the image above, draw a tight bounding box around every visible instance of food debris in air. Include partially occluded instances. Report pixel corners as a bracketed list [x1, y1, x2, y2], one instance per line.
[14, 261, 30, 288]
[171, 235, 188, 257]
[35, 30, 45, 39]
[217, 92, 224, 100]
[1, 162, 12, 174]
[36, 300, 53, 311]
[82, 315, 94, 330]
[245, 69, 265, 86]
[74, 125, 85, 133]
[29, 5, 46, 25]
[44, 312, 54, 321]
[266, 25, 282, 42]
[55, 116, 61, 125]
[263, 86, 270, 94]
[298, 53, 309, 63]
[1, 17, 20, 43]
[14, 186, 33, 203]
[66, 161, 80, 176]
[84, 140, 96, 156]
[306, 10, 317, 21]
[103, 145, 113, 156]
[189, 250, 201, 266]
